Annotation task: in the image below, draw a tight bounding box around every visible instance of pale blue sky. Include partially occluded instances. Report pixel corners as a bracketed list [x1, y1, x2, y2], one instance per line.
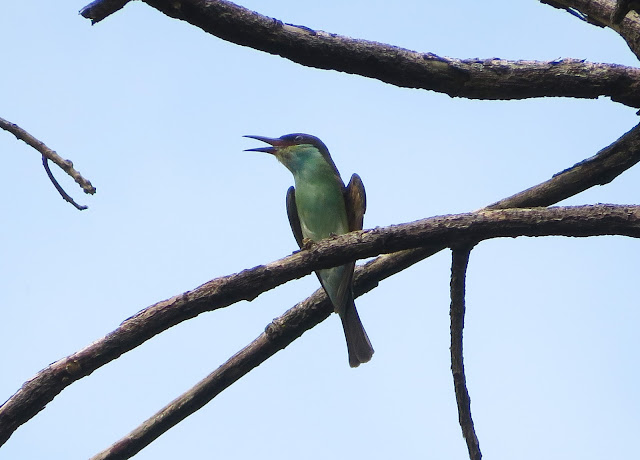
[1, 1, 639, 459]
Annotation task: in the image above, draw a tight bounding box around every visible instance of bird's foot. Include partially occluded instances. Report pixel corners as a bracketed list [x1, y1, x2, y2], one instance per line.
[301, 237, 315, 250]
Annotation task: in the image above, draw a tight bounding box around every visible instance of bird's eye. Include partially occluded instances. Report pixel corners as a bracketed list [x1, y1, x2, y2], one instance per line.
[295, 135, 303, 142]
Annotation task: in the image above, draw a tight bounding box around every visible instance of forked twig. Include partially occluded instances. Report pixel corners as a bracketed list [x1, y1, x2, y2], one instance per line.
[0, 116, 95, 209]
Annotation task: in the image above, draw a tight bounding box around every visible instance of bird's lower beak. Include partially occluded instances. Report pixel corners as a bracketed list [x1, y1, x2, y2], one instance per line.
[243, 135, 286, 154]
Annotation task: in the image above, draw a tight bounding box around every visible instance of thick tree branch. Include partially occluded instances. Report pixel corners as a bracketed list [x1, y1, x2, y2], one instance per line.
[450, 245, 481, 460]
[79, 0, 640, 108]
[542, 0, 640, 60]
[2, 204, 640, 449]
[0, 116, 96, 209]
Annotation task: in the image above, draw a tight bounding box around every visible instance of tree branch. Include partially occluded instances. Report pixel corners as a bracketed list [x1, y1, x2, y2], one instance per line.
[0, 116, 96, 209]
[450, 244, 481, 460]
[79, 0, 640, 107]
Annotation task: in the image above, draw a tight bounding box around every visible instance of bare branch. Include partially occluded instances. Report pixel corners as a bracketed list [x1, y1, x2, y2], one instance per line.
[450, 245, 481, 460]
[79, 0, 640, 107]
[0, 116, 96, 209]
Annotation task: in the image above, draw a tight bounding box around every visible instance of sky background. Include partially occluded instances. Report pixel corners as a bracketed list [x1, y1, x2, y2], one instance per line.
[1, 1, 639, 459]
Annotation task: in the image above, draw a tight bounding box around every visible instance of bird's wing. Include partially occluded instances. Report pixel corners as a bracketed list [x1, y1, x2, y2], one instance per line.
[327, 173, 366, 314]
[286, 186, 304, 248]
[344, 173, 366, 232]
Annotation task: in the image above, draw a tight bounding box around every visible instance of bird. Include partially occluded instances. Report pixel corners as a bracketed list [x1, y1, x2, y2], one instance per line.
[245, 133, 374, 367]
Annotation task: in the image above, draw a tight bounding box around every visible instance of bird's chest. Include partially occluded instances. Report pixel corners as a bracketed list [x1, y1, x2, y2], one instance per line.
[294, 179, 348, 242]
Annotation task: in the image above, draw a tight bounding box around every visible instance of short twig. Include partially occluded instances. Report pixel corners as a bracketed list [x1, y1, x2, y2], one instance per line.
[0, 116, 95, 210]
[450, 244, 481, 460]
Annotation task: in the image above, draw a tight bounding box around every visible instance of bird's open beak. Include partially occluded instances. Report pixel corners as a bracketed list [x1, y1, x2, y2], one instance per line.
[243, 135, 287, 154]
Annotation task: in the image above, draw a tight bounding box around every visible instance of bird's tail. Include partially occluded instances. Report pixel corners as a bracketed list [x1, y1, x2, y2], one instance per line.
[340, 300, 374, 368]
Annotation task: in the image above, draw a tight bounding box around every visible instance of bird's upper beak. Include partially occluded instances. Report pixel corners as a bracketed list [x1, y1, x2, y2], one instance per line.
[243, 135, 287, 154]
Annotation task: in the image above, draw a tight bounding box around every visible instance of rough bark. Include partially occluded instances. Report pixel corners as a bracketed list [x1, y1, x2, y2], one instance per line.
[80, 0, 640, 107]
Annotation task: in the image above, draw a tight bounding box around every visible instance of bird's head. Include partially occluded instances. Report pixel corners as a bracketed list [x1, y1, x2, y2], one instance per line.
[244, 133, 339, 176]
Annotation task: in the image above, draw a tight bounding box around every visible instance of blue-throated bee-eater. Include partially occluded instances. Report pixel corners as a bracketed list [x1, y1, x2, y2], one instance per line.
[245, 133, 374, 367]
